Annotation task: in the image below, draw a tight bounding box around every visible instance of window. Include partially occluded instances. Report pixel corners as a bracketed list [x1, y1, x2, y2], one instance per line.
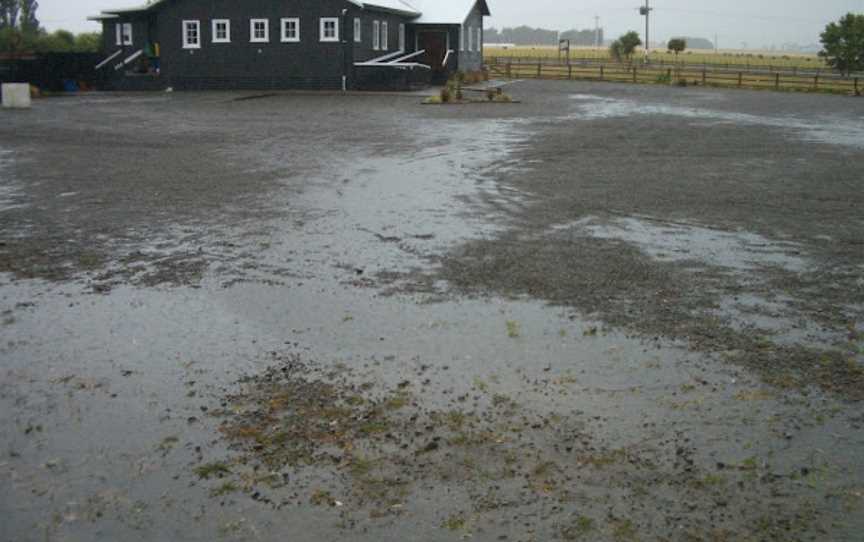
[354, 17, 361, 43]
[459, 24, 464, 51]
[212, 19, 230, 43]
[467, 25, 473, 52]
[182, 20, 201, 49]
[121, 23, 133, 45]
[381, 21, 388, 50]
[281, 18, 299, 42]
[372, 20, 380, 50]
[398, 23, 405, 51]
[115, 23, 122, 46]
[320, 17, 339, 42]
[477, 27, 482, 52]
[250, 19, 269, 42]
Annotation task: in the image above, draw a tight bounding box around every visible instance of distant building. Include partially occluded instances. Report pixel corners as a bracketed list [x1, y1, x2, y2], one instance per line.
[88, 0, 491, 90]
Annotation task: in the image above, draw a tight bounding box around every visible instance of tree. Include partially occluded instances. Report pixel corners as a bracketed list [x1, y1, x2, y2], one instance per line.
[668, 38, 687, 56]
[819, 13, 864, 75]
[73, 32, 101, 52]
[610, 31, 642, 62]
[0, 0, 20, 29]
[18, 0, 38, 34]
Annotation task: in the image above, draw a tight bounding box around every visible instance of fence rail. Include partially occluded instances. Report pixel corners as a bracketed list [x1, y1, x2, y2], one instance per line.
[486, 58, 862, 96]
[487, 56, 864, 78]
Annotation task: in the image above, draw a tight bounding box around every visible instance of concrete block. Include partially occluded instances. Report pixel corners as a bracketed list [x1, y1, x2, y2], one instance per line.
[2, 83, 32, 109]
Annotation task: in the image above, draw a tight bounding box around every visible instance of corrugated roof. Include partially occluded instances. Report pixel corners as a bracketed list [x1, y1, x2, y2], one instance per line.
[349, 0, 420, 16]
[409, 0, 490, 24]
[92, 0, 487, 25]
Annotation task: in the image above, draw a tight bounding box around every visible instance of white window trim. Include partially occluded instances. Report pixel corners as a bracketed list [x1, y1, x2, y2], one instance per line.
[477, 27, 482, 53]
[182, 20, 201, 49]
[122, 23, 133, 45]
[460, 24, 464, 51]
[381, 21, 388, 50]
[467, 25, 473, 52]
[354, 17, 361, 43]
[212, 19, 231, 43]
[320, 17, 339, 42]
[115, 23, 122, 46]
[280, 18, 300, 42]
[372, 20, 380, 50]
[398, 23, 405, 51]
[250, 18, 270, 43]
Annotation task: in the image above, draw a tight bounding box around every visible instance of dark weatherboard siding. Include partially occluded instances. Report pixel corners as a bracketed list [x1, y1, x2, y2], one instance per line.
[97, 0, 488, 90]
[154, 0, 359, 90]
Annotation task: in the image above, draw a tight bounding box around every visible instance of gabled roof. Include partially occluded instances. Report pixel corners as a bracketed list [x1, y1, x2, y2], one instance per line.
[347, 0, 420, 17]
[90, 0, 488, 25]
[409, 0, 491, 24]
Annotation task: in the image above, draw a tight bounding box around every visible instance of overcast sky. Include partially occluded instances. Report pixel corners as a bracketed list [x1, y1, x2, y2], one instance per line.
[38, 0, 864, 48]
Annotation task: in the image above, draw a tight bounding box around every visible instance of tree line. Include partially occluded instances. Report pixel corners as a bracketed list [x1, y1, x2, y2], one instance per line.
[484, 26, 604, 47]
[1, 0, 100, 54]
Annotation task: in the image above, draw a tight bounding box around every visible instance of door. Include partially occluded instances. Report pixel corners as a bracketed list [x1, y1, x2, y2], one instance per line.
[418, 31, 448, 83]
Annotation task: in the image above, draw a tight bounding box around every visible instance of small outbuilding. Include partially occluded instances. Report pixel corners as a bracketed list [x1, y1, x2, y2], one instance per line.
[88, 0, 491, 91]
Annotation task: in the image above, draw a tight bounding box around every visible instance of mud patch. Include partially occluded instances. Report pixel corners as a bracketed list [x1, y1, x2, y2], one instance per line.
[200, 353, 857, 540]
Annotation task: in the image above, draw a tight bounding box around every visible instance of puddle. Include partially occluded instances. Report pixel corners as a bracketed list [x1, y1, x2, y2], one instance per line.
[2, 278, 862, 540]
[0, 148, 28, 212]
[553, 215, 809, 272]
[568, 94, 864, 148]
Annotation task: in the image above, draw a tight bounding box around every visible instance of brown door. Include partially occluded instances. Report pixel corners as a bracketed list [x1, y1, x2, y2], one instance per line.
[419, 31, 448, 83]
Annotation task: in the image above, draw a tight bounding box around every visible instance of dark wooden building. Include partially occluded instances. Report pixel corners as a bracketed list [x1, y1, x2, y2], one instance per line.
[88, 0, 490, 91]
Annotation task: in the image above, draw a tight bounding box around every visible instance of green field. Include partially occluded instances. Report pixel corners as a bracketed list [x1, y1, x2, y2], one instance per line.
[485, 46, 829, 71]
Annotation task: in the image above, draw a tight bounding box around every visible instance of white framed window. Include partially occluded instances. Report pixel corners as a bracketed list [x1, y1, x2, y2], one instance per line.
[250, 18, 269, 42]
[372, 20, 380, 50]
[459, 24, 464, 51]
[467, 25, 473, 52]
[182, 20, 201, 49]
[398, 23, 405, 51]
[115, 23, 122, 46]
[122, 23, 133, 45]
[477, 27, 482, 52]
[354, 17, 361, 43]
[320, 17, 339, 42]
[212, 19, 230, 43]
[381, 21, 388, 50]
[281, 18, 299, 42]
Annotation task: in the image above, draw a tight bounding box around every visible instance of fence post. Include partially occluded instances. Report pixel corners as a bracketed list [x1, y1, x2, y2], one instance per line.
[568, 64, 572, 80]
[632, 66, 637, 83]
[738, 72, 743, 87]
[855, 77, 860, 96]
[506, 62, 511, 79]
[600, 65, 604, 80]
[775, 73, 780, 90]
[667, 68, 672, 83]
[814, 75, 819, 91]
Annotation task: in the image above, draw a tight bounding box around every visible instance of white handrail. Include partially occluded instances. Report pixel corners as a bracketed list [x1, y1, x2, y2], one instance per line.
[442, 49, 454, 67]
[115, 49, 143, 70]
[364, 50, 404, 64]
[387, 50, 425, 63]
[95, 49, 123, 70]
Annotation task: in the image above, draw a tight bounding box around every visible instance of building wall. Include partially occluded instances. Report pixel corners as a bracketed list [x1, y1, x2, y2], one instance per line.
[97, 0, 482, 90]
[154, 0, 361, 90]
[352, 10, 413, 63]
[458, 2, 485, 72]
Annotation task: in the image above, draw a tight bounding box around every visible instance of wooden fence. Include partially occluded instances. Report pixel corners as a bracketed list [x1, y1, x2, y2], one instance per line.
[486, 58, 862, 96]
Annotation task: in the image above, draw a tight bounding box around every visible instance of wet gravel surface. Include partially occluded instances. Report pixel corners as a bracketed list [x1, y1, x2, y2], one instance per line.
[1, 82, 863, 541]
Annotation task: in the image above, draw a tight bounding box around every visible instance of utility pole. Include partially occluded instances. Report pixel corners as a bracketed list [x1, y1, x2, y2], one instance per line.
[639, 0, 653, 56]
[594, 15, 600, 49]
